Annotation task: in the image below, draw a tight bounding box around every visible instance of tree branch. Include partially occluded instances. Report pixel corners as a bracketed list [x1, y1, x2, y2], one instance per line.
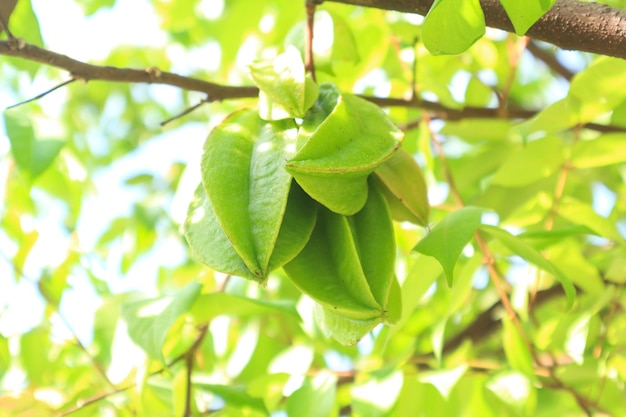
[322, 0, 626, 60]
[0, 41, 258, 101]
[2, 40, 625, 134]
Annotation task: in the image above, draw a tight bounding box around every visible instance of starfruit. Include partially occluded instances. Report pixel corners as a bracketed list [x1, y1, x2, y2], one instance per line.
[185, 110, 317, 282]
[248, 46, 319, 120]
[373, 147, 430, 226]
[286, 83, 403, 215]
[283, 179, 399, 342]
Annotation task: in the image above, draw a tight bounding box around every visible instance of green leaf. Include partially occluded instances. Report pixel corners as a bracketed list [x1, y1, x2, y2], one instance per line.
[80, 0, 116, 16]
[352, 368, 404, 415]
[191, 293, 298, 323]
[413, 206, 483, 286]
[422, 0, 485, 54]
[486, 371, 536, 416]
[418, 365, 468, 399]
[522, 58, 626, 133]
[201, 111, 295, 279]
[440, 119, 512, 143]
[502, 318, 535, 378]
[571, 133, 626, 168]
[392, 255, 442, 333]
[0, 335, 9, 377]
[500, 0, 556, 35]
[491, 136, 563, 187]
[385, 275, 403, 325]
[4, 112, 65, 179]
[480, 225, 576, 308]
[121, 281, 202, 362]
[558, 197, 624, 243]
[569, 57, 626, 123]
[249, 46, 319, 120]
[286, 372, 337, 417]
[518, 97, 582, 133]
[286, 83, 402, 215]
[545, 240, 605, 295]
[373, 148, 430, 226]
[20, 327, 51, 386]
[193, 383, 268, 415]
[11, 0, 44, 46]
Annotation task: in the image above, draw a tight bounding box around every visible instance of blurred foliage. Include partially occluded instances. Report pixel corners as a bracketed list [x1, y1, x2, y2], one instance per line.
[1, 0, 625, 416]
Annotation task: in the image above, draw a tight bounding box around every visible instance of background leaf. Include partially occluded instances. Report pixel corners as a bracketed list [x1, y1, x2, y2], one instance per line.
[480, 225, 576, 308]
[4, 112, 65, 179]
[500, 0, 556, 34]
[422, 0, 485, 54]
[413, 206, 483, 285]
[121, 281, 202, 361]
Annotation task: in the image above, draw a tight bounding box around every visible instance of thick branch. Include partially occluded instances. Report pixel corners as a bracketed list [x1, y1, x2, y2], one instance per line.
[323, 0, 626, 60]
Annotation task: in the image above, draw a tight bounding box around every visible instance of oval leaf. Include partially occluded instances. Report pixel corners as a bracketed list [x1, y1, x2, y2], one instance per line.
[480, 225, 576, 308]
[413, 206, 483, 286]
[4, 112, 65, 179]
[422, 0, 485, 55]
[500, 0, 556, 35]
[121, 281, 202, 362]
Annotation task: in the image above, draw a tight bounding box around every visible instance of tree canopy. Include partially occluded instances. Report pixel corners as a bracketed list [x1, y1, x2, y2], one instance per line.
[1, 0, 626, 416]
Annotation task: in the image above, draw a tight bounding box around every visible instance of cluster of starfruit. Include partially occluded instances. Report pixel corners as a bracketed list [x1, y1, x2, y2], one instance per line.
[184, 48, 429, 345]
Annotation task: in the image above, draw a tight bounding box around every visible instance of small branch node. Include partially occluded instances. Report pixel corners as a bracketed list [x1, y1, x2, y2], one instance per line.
[146, 66, 163, 79]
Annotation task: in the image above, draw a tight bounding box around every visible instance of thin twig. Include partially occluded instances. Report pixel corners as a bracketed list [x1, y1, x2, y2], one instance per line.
[474, 231, 533, 351]
[0, 1, 16, 39]
[7, 79, 76, 109]
[304, 0, 317, 81]
[57, 326, 208, 417]
[183, 325, 208, 417]
[532, 126, 579, 310]
[0, 246, 119, 393]
[498, 36, 530, 114]
[428, 119, 534, 355]
[161, 97, 210, 126]
[526, 40, 575, 81]
[427, 124, 463, 208]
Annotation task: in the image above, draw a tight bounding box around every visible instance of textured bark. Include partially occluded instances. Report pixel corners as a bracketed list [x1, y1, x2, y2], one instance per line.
[323, 0, 626, 59]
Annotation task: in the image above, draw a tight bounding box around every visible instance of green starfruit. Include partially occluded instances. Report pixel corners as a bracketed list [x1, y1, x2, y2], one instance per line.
[283, 180, 397, 324]
[374, 148, 430, 226]
[286, 83, 403, 215]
